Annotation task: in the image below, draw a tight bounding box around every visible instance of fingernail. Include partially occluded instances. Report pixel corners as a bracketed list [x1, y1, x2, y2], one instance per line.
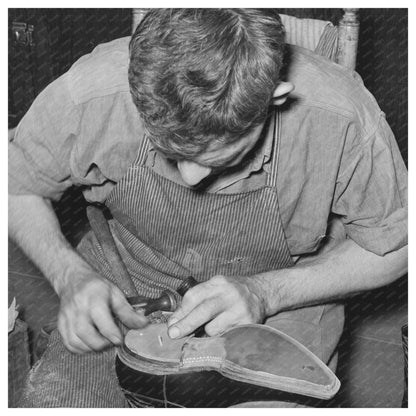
[168, 326, 180, 339]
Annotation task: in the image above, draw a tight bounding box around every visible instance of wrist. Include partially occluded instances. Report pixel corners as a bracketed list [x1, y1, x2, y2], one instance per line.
[249, 268, 296, 317]
[52, 251, 96, 297]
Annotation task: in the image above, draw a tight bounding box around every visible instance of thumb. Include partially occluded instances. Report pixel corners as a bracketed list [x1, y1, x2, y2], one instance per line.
[110, 286, 149, 329]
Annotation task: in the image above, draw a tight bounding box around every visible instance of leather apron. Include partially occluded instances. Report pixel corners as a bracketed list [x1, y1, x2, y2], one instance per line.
[78, 109, 344, 406]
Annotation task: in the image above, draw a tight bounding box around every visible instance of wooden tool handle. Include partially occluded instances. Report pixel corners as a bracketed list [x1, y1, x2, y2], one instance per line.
[86, 205, 139, 299]
[177, 276, 198, 297]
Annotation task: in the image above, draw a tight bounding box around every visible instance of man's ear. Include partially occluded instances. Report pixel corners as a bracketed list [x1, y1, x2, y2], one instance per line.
[272, 82, 295, 106]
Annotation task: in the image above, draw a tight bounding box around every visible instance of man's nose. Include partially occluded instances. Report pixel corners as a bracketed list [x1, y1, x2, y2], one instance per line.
[177, 161, 212, 186]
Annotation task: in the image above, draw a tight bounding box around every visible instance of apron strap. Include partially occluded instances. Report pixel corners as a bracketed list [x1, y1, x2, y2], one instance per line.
[267, 108, 282, 188]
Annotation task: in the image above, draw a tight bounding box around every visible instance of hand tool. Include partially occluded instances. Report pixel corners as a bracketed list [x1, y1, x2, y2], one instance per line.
[86, 204, 139, 300]
[86, 205, 198, 315]
[129, 276, 198, 315]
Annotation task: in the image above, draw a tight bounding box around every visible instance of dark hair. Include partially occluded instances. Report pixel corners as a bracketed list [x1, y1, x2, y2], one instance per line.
[129, 9, 285, 158]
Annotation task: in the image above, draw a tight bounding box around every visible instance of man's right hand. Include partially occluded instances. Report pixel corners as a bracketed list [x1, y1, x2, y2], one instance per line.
[8, 194, 148, 354]
[58, 271, 148, 354]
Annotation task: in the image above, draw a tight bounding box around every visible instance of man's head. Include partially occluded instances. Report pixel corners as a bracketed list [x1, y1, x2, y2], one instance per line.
[129, 9, 286, 163]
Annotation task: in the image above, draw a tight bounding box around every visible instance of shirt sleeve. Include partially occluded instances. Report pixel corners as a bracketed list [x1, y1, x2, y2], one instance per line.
[9, 73, 80, 201]
[332, 113, 407, 256]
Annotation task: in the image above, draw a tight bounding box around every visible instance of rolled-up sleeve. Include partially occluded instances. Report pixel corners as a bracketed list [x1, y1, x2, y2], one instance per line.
[332, 113, 407, 256]
[9, 73, 80, 201]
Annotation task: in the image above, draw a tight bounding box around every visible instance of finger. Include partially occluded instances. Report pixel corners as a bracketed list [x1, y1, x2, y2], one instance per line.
[204, 311, 241, 337]
[58, 314, 94, 354]
[168, 284, 212, 325]
[168, 297, 223, 339]
[110, 287, 148, 329]
[68, 331, 98, 354]
[90, 304, 123, 345]
[73, 319, 111, 352]
[57, 313, 75, 352]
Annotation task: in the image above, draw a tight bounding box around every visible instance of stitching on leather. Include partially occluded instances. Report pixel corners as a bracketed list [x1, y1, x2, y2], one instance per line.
[182, 356, 223, 364]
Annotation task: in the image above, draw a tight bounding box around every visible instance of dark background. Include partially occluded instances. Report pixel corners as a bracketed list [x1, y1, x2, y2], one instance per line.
[8, 8, 408, 164]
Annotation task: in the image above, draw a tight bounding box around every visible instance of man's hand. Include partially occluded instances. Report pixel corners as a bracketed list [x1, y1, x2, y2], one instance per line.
[58, 271, 148, 353]
[167, 275, 266, 339]
[9, 194, 148, 354]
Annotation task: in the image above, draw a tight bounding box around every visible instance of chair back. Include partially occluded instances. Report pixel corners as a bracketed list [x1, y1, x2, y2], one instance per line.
[279, 10, 359, 69]
[131, 8, 359, 70]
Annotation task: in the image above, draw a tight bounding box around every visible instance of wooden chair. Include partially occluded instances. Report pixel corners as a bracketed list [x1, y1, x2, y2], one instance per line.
[132, 8, 359, 70]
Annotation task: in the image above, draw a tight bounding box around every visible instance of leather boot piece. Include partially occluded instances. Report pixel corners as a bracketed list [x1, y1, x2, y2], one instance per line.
[117, 319, 340, 405]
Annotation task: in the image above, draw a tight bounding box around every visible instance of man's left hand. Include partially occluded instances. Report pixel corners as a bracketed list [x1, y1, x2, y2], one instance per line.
[167, 275, 266, 338]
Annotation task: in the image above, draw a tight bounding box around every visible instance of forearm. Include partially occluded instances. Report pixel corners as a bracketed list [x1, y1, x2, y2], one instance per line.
[8, 194, 92, 296]
[9, 193, 148, 352]
[252, 238, 408, 317]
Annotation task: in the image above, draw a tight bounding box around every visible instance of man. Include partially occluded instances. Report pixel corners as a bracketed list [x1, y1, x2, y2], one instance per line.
[9, 9, 407, 407]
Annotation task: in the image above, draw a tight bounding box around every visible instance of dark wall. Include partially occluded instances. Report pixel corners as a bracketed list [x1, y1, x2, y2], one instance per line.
[357, 9, 407, 165]
[9, 8, 408, 163]
[8, 9, 132, 125]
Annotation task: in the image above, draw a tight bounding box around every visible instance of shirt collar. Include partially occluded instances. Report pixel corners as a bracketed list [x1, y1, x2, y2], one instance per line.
[245, 111, 275, 174]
